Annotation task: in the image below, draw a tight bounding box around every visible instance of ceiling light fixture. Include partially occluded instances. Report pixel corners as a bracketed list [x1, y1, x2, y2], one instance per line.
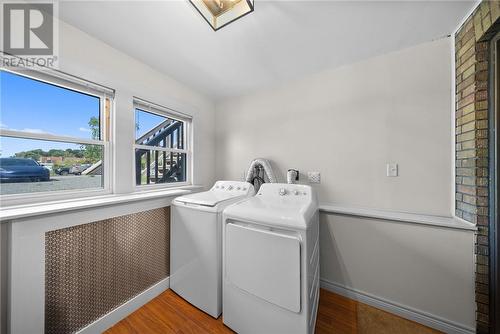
[189, 0, 254, 31]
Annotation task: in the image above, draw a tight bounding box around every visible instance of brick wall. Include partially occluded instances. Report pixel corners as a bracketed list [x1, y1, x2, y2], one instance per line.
[455, 2, 499, 332]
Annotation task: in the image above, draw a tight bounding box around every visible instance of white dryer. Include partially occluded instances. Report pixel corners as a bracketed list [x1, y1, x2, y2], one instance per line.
[170, 181, 255, 318]
[222, 183, 320, 334]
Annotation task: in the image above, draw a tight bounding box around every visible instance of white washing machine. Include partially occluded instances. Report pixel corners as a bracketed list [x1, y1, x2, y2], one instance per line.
[170, 181, 255, 318]
[222, 183, 320, 334]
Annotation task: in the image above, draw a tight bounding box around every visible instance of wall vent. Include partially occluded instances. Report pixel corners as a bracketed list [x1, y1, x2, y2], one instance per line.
[45, 207, 170, 334]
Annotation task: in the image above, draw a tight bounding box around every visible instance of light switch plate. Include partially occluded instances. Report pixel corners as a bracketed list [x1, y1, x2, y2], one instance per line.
[308, 171, 321, 183]
[386, 163, 398, 177]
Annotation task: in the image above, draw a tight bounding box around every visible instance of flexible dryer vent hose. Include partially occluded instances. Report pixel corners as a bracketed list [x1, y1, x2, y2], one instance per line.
[245, 158, 277, 192]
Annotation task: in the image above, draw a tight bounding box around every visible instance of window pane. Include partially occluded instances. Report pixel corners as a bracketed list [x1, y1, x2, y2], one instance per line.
[0, 136, 103, 195]
[0, 71, 101, 140]
[135, 109, 184, 149]
[135, 149, 186, 185]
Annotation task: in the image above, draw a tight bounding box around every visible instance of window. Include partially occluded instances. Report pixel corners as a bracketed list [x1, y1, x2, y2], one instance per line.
[0, 69, 113, 200]
[134, 98, 191, 187]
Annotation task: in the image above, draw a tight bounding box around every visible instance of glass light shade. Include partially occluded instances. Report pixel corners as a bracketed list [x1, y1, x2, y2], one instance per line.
[189, 0, 254, 31]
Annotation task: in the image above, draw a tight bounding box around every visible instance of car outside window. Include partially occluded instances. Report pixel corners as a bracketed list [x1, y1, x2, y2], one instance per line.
[0, 69, 113, 202]
[1, 158, 38, 166]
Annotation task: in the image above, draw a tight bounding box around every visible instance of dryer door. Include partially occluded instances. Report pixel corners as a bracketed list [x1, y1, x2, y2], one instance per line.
[225, 222, 301, 313]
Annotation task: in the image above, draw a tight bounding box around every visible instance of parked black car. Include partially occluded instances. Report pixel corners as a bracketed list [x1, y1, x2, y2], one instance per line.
[0, 158, 50, 182]
[55, 166, 71, 176]
[55, 164, 91, 176]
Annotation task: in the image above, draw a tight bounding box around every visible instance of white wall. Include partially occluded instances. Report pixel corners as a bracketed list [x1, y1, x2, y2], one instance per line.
[58, 21, 216, 192]
[215, 37, 475, 331]
[216, 37, 452, 216]
[1, 20, 217, 334]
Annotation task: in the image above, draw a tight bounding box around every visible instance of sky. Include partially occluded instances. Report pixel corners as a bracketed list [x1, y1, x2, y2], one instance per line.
[136, 109, 168, 139]
[0, 70, 166, 158]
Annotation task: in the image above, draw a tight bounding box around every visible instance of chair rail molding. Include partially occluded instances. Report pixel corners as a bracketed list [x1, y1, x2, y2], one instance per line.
[319, 203, 476, 231]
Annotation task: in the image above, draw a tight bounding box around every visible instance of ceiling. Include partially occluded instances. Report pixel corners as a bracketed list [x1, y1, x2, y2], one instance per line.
[59, 1, 477, 101]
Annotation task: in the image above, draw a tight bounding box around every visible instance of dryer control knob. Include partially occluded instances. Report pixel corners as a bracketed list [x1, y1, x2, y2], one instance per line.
[293, 190, 299, 195]
[279, 188, 287, 196]
[228, 185, 233, 190]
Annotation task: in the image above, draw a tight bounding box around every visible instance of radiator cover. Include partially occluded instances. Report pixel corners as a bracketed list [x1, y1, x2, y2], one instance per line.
[45, 207, 170, 334]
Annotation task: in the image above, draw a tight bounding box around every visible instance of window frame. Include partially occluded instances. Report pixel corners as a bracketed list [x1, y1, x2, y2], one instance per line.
[133, 97, 193, 190]
[0, 67, 115, 206]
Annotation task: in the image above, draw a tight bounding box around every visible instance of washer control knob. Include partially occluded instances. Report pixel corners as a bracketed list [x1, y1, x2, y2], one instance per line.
[236, 186, 241, 190]
[294, 190, 299, 195]
[279, 188, 287, 196]
[228, 185, 233, 190]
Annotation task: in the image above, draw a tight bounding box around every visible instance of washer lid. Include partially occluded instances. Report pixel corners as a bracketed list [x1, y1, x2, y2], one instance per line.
[175, 191, 245, 207]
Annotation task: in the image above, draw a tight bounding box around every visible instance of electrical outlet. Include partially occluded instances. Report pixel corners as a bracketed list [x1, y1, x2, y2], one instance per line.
[386, 163, 398, 177]
[308, 171, 321, 183]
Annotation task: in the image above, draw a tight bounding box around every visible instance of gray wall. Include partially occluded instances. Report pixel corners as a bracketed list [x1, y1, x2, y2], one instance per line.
[215, 37, 475, 330]
[216, 38, 453, 216]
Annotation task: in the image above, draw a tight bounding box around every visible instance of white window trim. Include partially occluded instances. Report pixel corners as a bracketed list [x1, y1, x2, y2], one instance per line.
[133, 97, 193, 190]
[0, 67, 115, 207]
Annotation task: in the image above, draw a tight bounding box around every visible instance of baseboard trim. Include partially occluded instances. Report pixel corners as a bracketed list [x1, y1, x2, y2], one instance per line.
[77, 277, 170, 334]
[320, 278, 475, 334]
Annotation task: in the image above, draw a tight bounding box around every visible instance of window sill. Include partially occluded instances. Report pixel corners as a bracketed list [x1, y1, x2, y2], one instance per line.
[319, 203, 477, 231]
[0, 185, 204, 222]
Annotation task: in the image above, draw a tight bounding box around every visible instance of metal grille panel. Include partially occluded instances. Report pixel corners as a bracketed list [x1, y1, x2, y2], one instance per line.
[45, 207, 170, 334]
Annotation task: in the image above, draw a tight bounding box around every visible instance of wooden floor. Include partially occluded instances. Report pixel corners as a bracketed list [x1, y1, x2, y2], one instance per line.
[105, 289, 441, 334]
